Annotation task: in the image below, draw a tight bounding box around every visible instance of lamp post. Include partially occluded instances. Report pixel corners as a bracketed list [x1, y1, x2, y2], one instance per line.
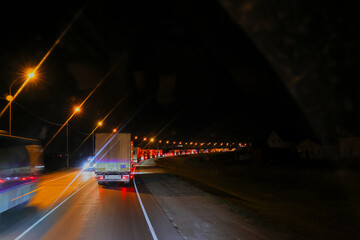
[6, 72, 36, 135]
[66, 106, 81, 168]
[92, 121, 103, 156]
[66, 122, 69, 168]
[6, 78, 22, 135]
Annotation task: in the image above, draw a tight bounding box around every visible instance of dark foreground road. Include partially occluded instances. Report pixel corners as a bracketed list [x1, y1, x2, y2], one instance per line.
[0, 166, 182, 240]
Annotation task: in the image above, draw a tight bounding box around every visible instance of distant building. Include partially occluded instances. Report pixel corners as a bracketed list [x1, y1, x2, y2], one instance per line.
[339, 137, 360, 158]
[297, 139, 321, 159]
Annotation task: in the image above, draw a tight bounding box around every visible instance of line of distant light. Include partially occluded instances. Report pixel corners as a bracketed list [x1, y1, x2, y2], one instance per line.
[142, 106, 188, 149]
[0, 4, 86, 119]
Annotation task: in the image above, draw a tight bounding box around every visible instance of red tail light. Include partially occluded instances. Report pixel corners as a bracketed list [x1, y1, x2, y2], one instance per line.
[98, 176, 104, 180]
[21, 177, 27, 181]
[0, 179, 4, 183]
[130, 175, 134, 179]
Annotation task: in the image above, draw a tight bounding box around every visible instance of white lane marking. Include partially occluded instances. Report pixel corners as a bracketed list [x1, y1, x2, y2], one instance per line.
[14, 179, 94, 240]
[41, 171, 78, 184]
[133, 165, 159, 240]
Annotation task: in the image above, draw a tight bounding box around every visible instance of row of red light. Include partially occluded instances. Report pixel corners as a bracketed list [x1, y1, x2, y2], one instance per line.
[0, 176, 38, 183]
[96, 175, 133, 181]
[134, 137, 247, 146]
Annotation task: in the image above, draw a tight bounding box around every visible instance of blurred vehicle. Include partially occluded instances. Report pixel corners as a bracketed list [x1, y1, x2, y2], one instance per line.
[94, 133, 133, 185]
[0, 133, 43, 214]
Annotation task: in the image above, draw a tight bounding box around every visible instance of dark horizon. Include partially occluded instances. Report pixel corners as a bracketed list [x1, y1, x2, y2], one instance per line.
[1, 0, 357, 155]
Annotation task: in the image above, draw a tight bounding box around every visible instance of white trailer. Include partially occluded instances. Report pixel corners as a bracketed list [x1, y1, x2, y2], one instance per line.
[94, 133, 133, 185]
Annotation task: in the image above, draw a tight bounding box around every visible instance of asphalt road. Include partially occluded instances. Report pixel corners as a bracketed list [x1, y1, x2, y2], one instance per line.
[0, 164, 182, 240]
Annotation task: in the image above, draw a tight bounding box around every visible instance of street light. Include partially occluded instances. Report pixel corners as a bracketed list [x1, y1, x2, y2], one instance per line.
[6, 73, 36, 135]
[92, 121, 103, 156]
[66, 107, 81, 168]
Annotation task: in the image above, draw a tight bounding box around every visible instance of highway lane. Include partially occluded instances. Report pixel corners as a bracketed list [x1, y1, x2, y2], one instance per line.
[0, 166, 182, 240]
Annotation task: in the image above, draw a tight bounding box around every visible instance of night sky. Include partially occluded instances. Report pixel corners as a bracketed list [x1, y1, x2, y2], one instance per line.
[1, 0, 356, 155]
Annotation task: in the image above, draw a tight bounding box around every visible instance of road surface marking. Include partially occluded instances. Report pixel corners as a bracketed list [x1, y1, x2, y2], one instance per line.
[133, 165, 159, 240]
[14, 179, 94, 240]
[11, 187, 43, 201]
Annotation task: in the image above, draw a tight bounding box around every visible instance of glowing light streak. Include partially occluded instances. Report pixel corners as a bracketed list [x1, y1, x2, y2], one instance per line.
[0, 4, 86, 119]
[41, 56, 126, 153]
[70, 88, 133, 156]
[142, 106, 188, 149]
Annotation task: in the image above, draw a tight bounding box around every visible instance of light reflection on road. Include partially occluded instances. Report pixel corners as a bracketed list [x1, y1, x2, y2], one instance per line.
[28, 170, 94, 210]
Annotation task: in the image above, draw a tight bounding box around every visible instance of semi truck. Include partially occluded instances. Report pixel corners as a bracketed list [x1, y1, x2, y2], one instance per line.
[94, 133, 133, 185]
[0, 133, 43, 214]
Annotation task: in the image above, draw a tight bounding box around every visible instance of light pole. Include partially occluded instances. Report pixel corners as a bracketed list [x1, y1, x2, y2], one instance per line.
[6, 73, 36, 135]
[66, 122, 69, 168]
[92, 121, 103, 156]
[6, 78, 22, 135]
[66, 106, 81, 168]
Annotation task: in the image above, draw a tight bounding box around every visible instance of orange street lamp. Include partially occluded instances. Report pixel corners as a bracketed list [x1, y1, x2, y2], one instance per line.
[113, 128, 117, 133]
[150, 138, 154, 142]
[98, 121, 103, 126]
[143, 137, 147, 141]
[134, 136, 138, 140]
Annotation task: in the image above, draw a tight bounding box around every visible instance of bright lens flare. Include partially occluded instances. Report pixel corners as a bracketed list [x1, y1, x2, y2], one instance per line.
[28, 72, 35, 78]
[5, 95, 14, 102]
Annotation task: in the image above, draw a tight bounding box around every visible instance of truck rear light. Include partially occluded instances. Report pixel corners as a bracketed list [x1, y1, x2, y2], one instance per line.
[98, 176, 104, 180]
[122, 175, 129, 180]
